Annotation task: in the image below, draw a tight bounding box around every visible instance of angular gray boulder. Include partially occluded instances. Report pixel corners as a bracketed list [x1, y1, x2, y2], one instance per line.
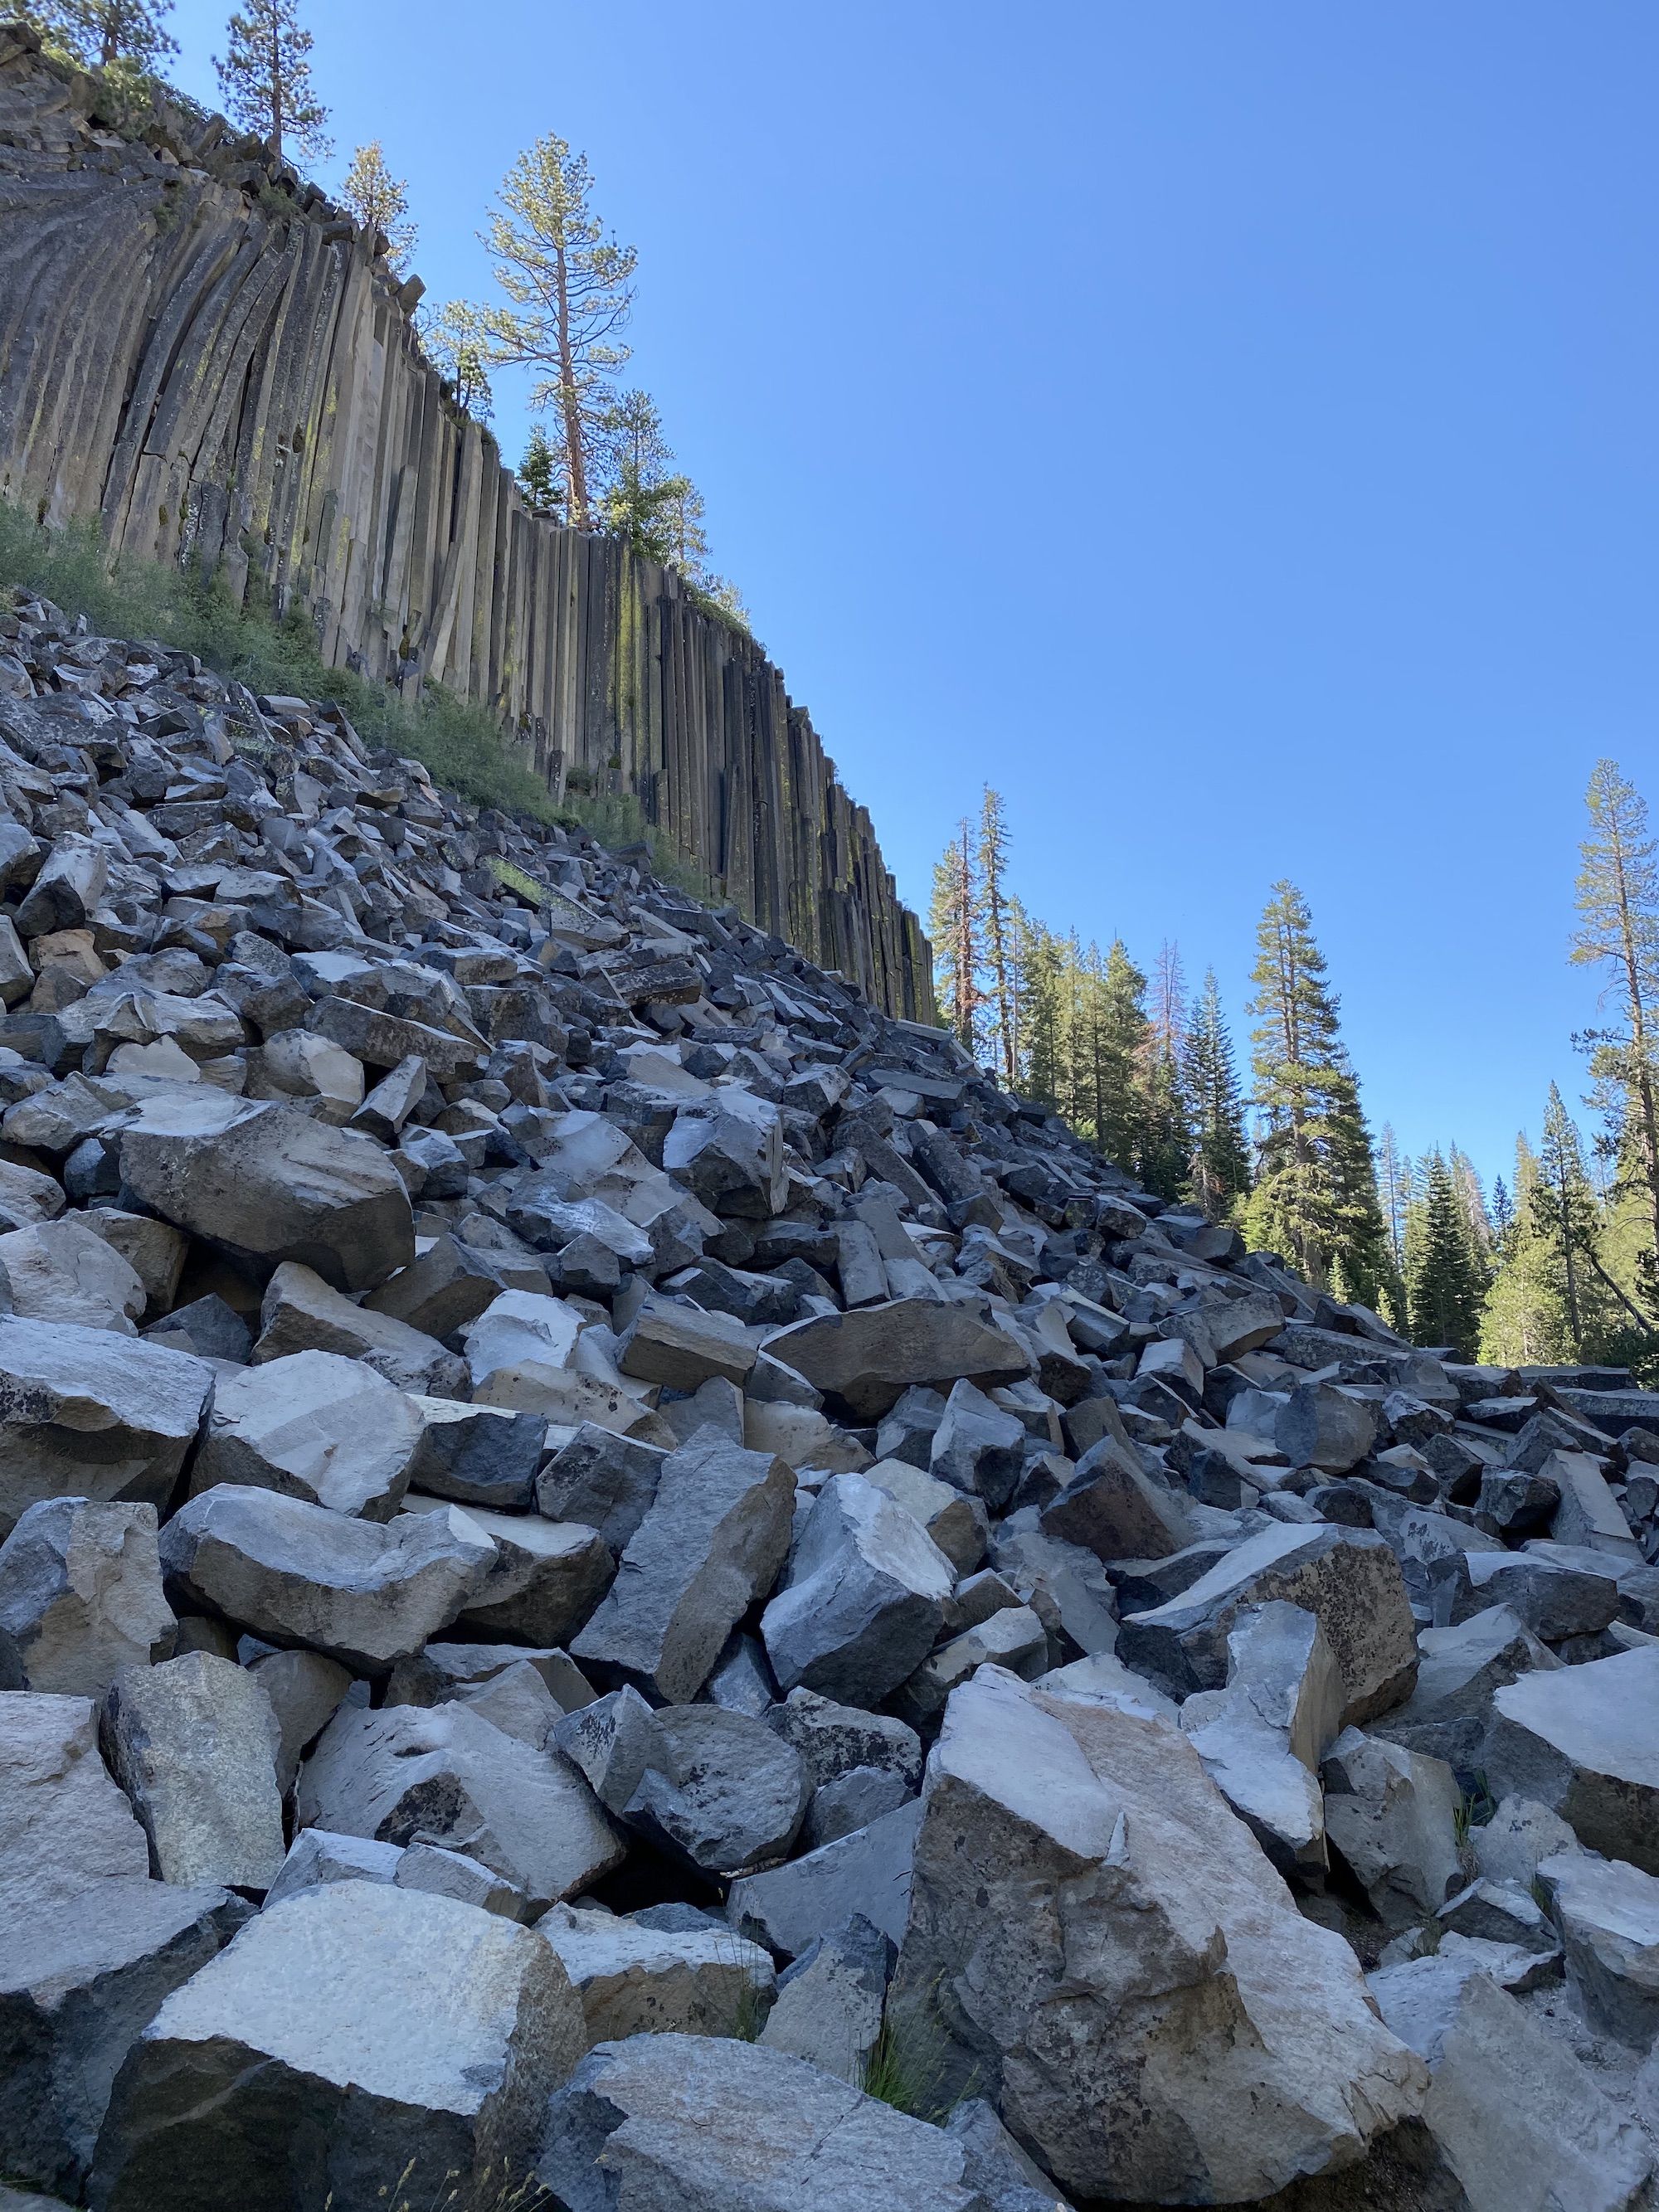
[1369, 1951, 1652, 2212]
[297, 1697, 625, 1910]
[1483, 1646, 1659, 1873]
[251, 1261, 469, 1398]
[100, 1651, 285, 1891]
[0, 1877, 246, 2199]
[0, 1317, 212, 1538]
[0, 1497, 173, 1696]
[765, 1296, 1029, 1420]
[0, 1690, 150, 1913]
[158, 1483, 492, 1670]
[1118, 1521, 1420, 1724]
[91, 1884, 587, 2210]
[891, 1665, 1427, 2205]
[761, 1469, 955, 1705]
[537, 1903, 776, 2041]
[190, 1349, 425, 1519]
[572, 1428, 794, 1702]
[534, 2033, 991, 2212]
[119, 1096, 414, 1293]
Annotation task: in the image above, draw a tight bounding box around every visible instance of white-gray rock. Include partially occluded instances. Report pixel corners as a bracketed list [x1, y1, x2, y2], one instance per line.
[533, 2032, 988, 2212]
[727, 1798, 925, 1959]
[100, 1651, 285, 1891]
[761, 1469, 955, 1705]
[0, 1691, 149, 1912]
[538, 1902, 776, 2040]
[297, 1697, 625, 1912]
[1369, 1952, 1652, 2212]
[760, 1913, 893, 2082]
[0, 1498, 173, 1696]
[1321, 1725, 1465, 1928]
[0, 1317, 212, 1539]
[891, 1665, 1427, 2205]
[118, 1096, 414, 1294]
[0, 1876, 246, 2198]
[190, 1350, 425, 1520]
[1118, 1521, 1420, 1724]
[1537, 1850, 1659, 2047]
[92, 1883, 586, 2209]
[158, 1483, 492, 1670]
[1484, 1647, 1659, 1873]
[572, 1428, 794, 1703]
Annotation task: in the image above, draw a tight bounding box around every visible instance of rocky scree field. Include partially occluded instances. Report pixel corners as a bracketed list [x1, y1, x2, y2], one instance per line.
[0, 586, 1657, 2211]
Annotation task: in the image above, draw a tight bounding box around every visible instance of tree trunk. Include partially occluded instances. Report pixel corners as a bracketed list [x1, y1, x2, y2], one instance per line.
[552, 245, 586, 527]
[268, 21, 284, 166]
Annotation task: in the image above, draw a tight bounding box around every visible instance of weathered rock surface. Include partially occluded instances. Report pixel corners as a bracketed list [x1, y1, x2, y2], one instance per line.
[538, 1902, 776, 2040]
[158, 1483, 492, 1670]
[572, 1429, 794, 1702]
[91, 1884, 587, 2209]
[891, 1666, 1427, 2205]
[0, 1878, 247, 2198]
[534, 2033, 990, 2212]
[761, 1468, 956, 1704]
[0, 1317, 212, 1537]
[0, 1691, 150, 1912]
[298, 1697, 625, 1909]
[100, 1650, 285, 1890]
[1370, 1952, 1653, 2212]
[0, 1498, 173, 1695]
[1484, 1648, 1659, 1873]
[1118, 1522, 1420, 1724]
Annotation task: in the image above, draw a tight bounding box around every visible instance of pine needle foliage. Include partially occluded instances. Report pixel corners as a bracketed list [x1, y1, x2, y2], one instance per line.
[1243, 880, 1390, 1302]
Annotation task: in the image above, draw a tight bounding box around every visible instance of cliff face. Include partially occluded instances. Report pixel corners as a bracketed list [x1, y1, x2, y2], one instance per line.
[0, 25, 932, 1019]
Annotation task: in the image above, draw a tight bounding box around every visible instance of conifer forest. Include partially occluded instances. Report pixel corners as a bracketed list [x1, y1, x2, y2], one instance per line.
[928, 763, 1659, 1375]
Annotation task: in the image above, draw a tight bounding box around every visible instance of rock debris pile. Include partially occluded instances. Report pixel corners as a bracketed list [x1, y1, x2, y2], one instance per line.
[0, 588, 1657, 2210]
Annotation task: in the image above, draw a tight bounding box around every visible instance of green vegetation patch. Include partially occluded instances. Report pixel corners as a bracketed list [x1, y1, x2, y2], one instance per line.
[0, 503, 557, 824]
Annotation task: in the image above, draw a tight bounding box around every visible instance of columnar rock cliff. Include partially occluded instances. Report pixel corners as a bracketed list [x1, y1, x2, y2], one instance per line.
[0, 24, 931, 1019]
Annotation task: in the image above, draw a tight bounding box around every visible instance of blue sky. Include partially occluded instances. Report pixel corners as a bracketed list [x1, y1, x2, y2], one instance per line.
[162, 0, 1659, 1196]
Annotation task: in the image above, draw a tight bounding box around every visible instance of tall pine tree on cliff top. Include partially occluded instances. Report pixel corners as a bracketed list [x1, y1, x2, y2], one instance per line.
[338, 140, 416, 272]
[1244, 880, 1389, 1303]
[468, 135, 637, 531]
[27, 0, 174, 70]
[215, 0, 330, 168]
[978, 787, 1016, 1088]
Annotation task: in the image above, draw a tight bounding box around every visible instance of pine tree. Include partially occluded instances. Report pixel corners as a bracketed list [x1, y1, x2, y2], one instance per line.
[1014, 902, 1063, 1108]
[1093, 938, 1150, 1174]
[1531, 1082, 1599, 1352]
[214, 0, 330, 168]
[421, 301, 494, 422]
[1136, 943, 1192, 1202]
[1185, 968, 1252, 1217]
[518, 425, 562, 518]
[469, 134, 636, 530]
[27, 0, 174, 68]
[1481, 1135, 1574, 1364]
[978, 788, 1016, 1089]
[1491, 1175, 1514, 1245]
[1449, 1145, 1495, 1277]
[1375, 1123, 1412, 1277]
[1406, 1150, 1487, 1354]
[1243, 880, 1389, 1298]
[1571, 759, 1659, 1319]
[927, 822, 982, 1058]
[338, 140, 416, 270]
